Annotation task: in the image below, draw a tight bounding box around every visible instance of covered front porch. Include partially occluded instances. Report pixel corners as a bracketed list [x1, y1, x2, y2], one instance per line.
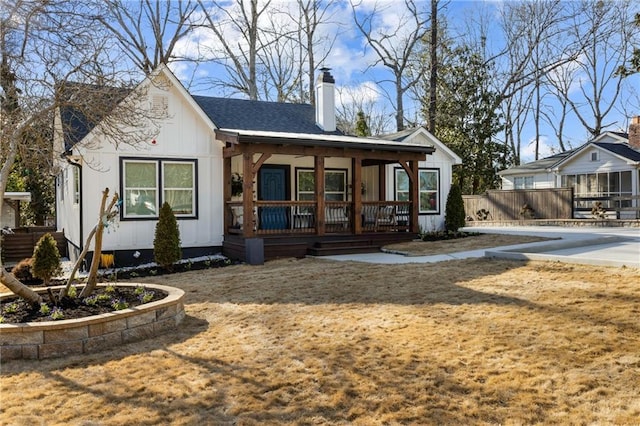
[217, 129, 435, 262]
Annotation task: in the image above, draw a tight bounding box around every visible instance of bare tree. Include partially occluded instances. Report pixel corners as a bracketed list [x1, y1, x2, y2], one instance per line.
[563, 0, 639, 137]
[294, 0, 336, 105]
[256, 9, 299, 102]
[195, 0, 272, 100]
[352, 0, 430, 131]
[336, 85, 392, 136]
[426, 0, 438, 133]
[0, 0, 160, 303]
[96, 0, 199, 76]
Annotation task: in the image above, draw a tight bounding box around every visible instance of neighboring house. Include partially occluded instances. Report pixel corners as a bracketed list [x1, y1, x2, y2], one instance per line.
[2, 192, 31, 229]
[499, 120, 640, 218]
[54, 65, 461, 265]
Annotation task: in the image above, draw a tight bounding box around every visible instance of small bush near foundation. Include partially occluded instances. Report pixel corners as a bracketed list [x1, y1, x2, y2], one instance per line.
[32, 233, 61, 285]
[154, 202, 182, 271]
[445, 184, 466, 232]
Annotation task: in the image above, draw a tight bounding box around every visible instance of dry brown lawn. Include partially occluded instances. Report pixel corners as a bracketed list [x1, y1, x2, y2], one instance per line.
[1, 251, 640, 424]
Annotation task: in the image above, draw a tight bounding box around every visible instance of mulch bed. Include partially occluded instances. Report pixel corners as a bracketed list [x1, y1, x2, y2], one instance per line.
[0, 285, 167, 324]
[1, 256, 232, 324]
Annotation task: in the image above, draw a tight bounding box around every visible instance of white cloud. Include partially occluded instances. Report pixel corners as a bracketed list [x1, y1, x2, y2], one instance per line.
[520, 135, 555, 163]
[336, 80, 382, 106]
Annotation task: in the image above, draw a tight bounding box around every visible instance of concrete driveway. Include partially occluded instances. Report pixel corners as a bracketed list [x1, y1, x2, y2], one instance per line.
[321, 225, 640, 268]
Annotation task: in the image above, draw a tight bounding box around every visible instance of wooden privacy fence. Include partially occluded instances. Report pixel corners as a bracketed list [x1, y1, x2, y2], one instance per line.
[1, 227, 67, 263]
[463, 188, 574, 221]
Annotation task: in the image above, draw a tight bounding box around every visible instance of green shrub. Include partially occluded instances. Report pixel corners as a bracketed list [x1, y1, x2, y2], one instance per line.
[444, 184, 466, 232]
[32, 233, 61, 285]
[153, 202, 181, 270]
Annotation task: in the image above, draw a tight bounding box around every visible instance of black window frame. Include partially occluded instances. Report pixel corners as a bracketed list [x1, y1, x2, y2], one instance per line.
[119, 157, 198, 221]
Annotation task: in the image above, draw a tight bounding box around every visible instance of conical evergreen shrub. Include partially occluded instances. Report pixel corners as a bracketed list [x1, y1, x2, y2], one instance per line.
[154, 202, 181, 270]
[32, 233, 61, 285]
[444, 183, 466, 232]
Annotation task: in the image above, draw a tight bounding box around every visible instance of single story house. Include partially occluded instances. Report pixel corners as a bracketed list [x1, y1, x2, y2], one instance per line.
[54, 65, 461, 265]
[498, 120, 640, 219]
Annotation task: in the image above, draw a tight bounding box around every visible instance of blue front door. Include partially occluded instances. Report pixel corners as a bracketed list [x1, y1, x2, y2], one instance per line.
[259, 166, 289, 230]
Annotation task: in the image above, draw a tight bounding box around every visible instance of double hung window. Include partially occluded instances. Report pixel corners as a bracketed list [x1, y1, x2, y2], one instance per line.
[121, 158, 197, 219]
[395, 168, 440, 214]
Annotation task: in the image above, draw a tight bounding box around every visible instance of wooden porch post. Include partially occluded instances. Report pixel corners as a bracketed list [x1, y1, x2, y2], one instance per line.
[223, 156, 232, 233]
[353, 156, 362, 234]
[409, 160, 420, 233]
[315, 155, 325, 235]
[242, 152, 255, 237]
[378, 164, 386, 201]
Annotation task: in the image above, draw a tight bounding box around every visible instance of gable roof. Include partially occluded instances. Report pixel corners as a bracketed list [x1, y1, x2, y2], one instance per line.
[379, 127, 462, 164]
[192, 96, 342, 135]
[498, 149, 576, 176]
[58, 83, 131, 151]
[57, 66, 435, 156]
[499, 131, 640, 176]
[593, 142, 640, 162]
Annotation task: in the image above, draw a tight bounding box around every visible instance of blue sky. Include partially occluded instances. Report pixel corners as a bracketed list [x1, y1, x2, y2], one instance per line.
[167, 0, 640, 163]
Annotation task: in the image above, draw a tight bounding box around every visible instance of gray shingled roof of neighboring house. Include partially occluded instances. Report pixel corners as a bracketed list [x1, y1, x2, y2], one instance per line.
[499, 137, 640, 176]
[594, 142, 640, 162]
[498, 150, 577, 176]
[192, 95, 343, 135]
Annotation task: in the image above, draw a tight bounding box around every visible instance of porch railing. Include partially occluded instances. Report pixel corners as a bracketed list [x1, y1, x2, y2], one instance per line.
[226, 200, 412, 235]
[573, 195, 640, 219]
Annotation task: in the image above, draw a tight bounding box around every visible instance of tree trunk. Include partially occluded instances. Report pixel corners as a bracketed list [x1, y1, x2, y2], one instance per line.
[58, 225, 98, 299]
[79, 188, 119, 298]
[396, 76, 404, 131]
[428, 0, 437, 134]
[0, 268, 43, 307]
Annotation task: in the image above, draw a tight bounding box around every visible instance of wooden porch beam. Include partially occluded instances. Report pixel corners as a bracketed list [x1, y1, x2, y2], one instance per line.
[223, 156, 232, 232]
[252, 153, 272, 175]
[398, 160, 420, 233]
[223, 141, 426, 163]
[409, 160, 420, 233]
[353, 157, 363, 234]
[315, 155, 325, 236]
[378, 165, 386, 201]
[242, 153, 255, 238]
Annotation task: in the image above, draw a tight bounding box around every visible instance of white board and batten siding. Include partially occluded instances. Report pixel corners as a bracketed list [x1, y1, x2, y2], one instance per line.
[59, 76, 224, 259]
[385, 129, 462, 232]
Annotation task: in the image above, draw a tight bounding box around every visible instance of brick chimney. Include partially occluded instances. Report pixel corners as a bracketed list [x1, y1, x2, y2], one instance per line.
[315, 67, 336, 132]
[629, 116, 640, 150]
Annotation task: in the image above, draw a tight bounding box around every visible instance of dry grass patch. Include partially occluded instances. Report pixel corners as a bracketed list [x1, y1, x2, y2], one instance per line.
[1, 258, 639, 424]
[383, 233, 554, 256]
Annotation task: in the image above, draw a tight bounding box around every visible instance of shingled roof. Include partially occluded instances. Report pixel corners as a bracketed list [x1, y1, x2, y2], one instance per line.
[499, 133, 640, 176]
[594, 142, 640, 162]
[191, 95, 343, 135]
[58, 83, 131, 152]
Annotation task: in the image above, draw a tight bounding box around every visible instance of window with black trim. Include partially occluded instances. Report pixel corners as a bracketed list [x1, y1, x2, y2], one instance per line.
[121, 158, 197, 219]
[395, 168, 440, 214]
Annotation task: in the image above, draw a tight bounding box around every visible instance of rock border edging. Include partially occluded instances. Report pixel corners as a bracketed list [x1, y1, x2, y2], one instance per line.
[0, 283, 185, 361]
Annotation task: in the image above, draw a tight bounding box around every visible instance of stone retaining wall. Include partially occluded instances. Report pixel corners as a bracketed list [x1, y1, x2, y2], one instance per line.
[464, 219, 639, 228]
[0, 283, 185, 361]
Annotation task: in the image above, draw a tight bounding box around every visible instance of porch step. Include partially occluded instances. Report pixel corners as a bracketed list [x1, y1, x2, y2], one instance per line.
[307, 239, 384, 256]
